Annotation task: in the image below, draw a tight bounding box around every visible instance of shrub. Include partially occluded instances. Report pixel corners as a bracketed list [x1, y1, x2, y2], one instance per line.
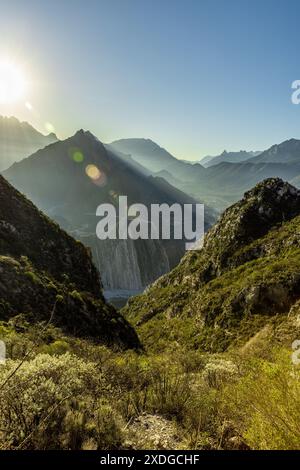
[61, 400, 124, 450]
[222, 349, 300, 449]
[39, 340, 70, 355]
[147, 370, 192, 420]
[202, 358, 238, 389]
[0, 353, 108, 449]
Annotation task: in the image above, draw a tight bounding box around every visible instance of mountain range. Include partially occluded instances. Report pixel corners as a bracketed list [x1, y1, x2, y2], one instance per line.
[108, 136, 300, 212]
[245, 138, 300, 164]
[1, 117, 300, 449]
[0, 116, 57, 171]
[4, 116, 300, 298]
[3, 127, 215, 302]
[200, 149, 261, 167]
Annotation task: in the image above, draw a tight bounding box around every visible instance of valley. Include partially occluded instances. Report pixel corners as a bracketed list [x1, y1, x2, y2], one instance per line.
[1, 0, 300, 456]
[1, 118, 300, 450]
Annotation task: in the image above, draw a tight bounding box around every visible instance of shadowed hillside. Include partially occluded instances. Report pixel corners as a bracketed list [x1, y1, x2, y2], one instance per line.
[0, 174, 140, 349]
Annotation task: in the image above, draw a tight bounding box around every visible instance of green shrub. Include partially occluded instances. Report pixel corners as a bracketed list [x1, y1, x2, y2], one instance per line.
[39, 340, 71, 355]
[222, 349, 300, 449]
[61, 400, 124, 450]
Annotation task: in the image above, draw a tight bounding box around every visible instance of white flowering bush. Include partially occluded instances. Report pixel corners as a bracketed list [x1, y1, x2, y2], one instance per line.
[202, 358, 238, 389]
[0, 353, 123, 449]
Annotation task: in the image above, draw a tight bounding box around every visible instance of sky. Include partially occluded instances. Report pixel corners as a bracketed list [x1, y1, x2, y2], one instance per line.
[1, 0, 300, 160]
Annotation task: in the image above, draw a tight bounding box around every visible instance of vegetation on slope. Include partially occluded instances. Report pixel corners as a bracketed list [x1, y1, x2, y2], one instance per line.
[1, 177, 300, 450]
[0, 316, 299, 450]
[123, 178, 300, 352]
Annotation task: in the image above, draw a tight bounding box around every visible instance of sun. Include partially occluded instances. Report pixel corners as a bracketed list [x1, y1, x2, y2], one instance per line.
[0, 60, 27, 104]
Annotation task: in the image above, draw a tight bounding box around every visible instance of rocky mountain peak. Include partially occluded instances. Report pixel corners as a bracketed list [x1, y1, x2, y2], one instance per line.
[205, 178, 300, 257]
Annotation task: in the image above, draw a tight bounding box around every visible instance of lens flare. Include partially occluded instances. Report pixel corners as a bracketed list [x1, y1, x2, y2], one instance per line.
[45, 122, 55, 134]
[85, 164, 107, 186]
[0, 60, 27, 104]
[72, 150, 84, 163]
[85, 164, 101, 180]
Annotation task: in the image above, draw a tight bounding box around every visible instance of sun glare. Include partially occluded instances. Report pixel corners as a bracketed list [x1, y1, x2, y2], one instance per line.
[0, 60, 27, 104]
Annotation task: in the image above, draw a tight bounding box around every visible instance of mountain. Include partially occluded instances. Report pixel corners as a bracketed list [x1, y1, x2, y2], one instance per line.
[200, 150, 261, 167]
[0, 174, 140, 349]
[109, 137, 206, 182]
[174, 159, 300, 213]
[247, 138, 300, 164]
[109, 138, 178, 173]
[201, 160, 300, 191]
[109, 138, 211, 213]
[0, 116, 58, 171]
[3, 130, 215, 298]
[290, 174, 300, 187]
[108, 138, 300, 212]
[123, 178, 300, 352]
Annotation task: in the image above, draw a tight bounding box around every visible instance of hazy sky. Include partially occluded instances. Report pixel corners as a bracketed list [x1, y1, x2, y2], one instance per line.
[1, 0, 300, 160]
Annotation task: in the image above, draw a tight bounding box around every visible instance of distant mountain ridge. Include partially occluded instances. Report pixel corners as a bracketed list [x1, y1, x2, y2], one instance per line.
[246, 138, 300, 164]
[108, 138, 207, 197]
[4, 117, 300, 215]
[201, 149, 261, 167]
[0, 116, 58, 171]
[4, 130, 215, 295]
[109, 138, 178, 173]
[110, 137, 300, 212]
[108, 137, 300, 211]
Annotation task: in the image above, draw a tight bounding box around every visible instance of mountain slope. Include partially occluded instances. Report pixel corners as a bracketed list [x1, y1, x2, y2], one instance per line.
[247, 138, 300, 164]
[109, 137, 206, 184]
[183, 160, 300, 212]
[0, 116, 57, 171]
[202, 161, 300, 191]
[123, 178, 300, 352]
[109, 138, 179, 173]
[0, 174, 140, 349]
